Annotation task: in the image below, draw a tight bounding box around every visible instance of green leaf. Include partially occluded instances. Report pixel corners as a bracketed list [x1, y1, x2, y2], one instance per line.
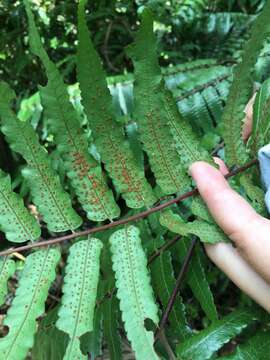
[177, 309, 258, 360]
[0, 257, 15, 305]
[0, 169, 40, 243]
[175, 238, 218, 322]
[32, 307, 69, 360]
[102, 289, 122, 360]
[220, 330, 270, 360]
[0, 247, 60, 360]
[149, 236, 190, 339]
[248, 77, 270, 156]
[160, 210, 228, 244]
[222, 0, 270, 166]
[77, 0, 156, 209]
[24, 0, 120, 222]
[0, 82, 82, 232]
[127, 9, 191, 195]
[110, 226, 159, 359]
[56, 238, 103, 360]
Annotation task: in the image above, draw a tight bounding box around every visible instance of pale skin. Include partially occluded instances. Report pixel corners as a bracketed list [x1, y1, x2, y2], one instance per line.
[190, 159, 270, 312]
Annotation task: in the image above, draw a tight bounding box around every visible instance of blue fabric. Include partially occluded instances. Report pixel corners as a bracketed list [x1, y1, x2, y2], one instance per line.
[258, 144, 270, 212]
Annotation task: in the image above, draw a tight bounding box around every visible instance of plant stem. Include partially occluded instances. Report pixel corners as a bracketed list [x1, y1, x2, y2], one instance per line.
[0, 159, 258, 257]
[154, 236, 197, 341]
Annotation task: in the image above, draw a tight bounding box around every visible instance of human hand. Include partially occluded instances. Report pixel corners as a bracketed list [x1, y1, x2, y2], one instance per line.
[190, 159, 270, 312]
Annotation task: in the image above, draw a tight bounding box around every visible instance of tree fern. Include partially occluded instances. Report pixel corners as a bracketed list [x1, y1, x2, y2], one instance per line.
[222, 0, 270, 166]
[0, 82, 82, 232]
[0, 257, 15, 305]
[0, 169, 40, 243]
[0, 247, 60, 359]
[77, 0, 156, 209]
[56, 238, 102, 359]
[24, 0, 120, 222]
[110, 226, 159, 360]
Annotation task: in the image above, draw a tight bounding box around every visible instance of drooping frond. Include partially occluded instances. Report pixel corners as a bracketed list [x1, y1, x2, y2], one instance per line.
[109, 226, 159, 359]
[160, 210, 228, 244]
[0, 169, 40, 243]
[0, 247, 60, 360]
[56, 238, 103, 360]
[176, 309, 258, 360]
[0, 257, 15, 305]
[0, 82, 82, 232]
[77, 0, 156, 209]
[24, 0, 120, 222]
[222, 1, 270, 166]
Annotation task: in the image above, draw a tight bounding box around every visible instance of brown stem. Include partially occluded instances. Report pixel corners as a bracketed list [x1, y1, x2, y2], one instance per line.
[155, 236, 197, 341]
[0, 159, 258, 257]
[147, 235, 181, 265]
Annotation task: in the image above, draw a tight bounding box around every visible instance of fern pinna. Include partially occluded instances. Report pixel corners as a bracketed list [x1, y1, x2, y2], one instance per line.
[0, 0, 269, 359]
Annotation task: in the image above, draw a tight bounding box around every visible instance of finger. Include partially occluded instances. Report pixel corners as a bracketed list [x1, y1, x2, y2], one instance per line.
[190, 161, 270, 283]
[205, 242, 270, 312]
[213, 157, 229, 175]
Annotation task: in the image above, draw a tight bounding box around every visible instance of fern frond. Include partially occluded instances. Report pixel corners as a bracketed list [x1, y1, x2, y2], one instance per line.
[77, 0, 156, 209]
[0, 257, 15, 305]
[129, 9, 210, 173]
[0, 169, 40, 243]
[222, 1, 270, 166]
[56, 238, 103, 360]
[174, 238, 218, 321]
[0, 82, 82, 232]
[248, 77, 270, 156]
[176, 308, 258, 360]
[0, 247, 60, 359]
[149, 236, 190, 339]
[127, 10, 190, 194]
[102, 280, 122, 360]
[110, 226, 159, 359]
[160, 210, 228, 244]
[24, 0, 120, 222]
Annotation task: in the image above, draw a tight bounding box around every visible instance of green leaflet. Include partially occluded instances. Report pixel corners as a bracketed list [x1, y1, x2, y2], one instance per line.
[56, 238, 103, 360]
[160, 210, 228, 244]
[110, 226, 159, 360]
[24, 0, 120, 222]
[0, 257, 15, 305]
[77, 0, 156, 209]
[127, 10, 190, 194]
[0, 169, 40, 243]
[0, 82, 82, 232]
[102, 287, 122, 360]
[175, 238, 218, 321]
[220, 330, 270, 360]
[176, 308, 258, 360]
[0, 247, 60, 360]
[248, 77, 270, 156]
[222, 0, 270, 166]
[149, 236, 190, 339]
[32, 307, 69, 360]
